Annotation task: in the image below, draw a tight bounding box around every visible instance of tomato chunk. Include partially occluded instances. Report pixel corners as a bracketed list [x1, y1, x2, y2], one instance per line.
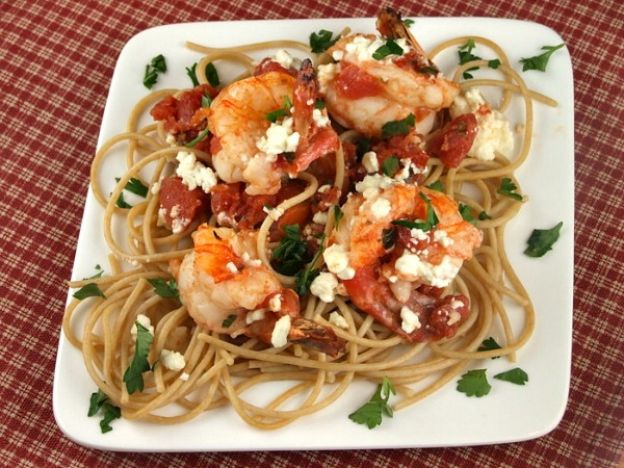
[159, 176, 209, 233]
[427, 113, 478, 168]
[150, 84, 217, 135]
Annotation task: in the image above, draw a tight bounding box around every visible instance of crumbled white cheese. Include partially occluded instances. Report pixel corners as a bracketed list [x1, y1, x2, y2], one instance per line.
[179, 372, 190, 382]
[323, 244, 349, 275]
[263, 205, 284, 221]
[370, 198, 391, 220]
[390, 279, 412, 303]
[131, 314, 154, 338]
[157, 207, 167, 226]
[447, 311, 462, 326]
[270, 315, 291, 348]
[269, 295, 282, 312]
[450, 88, 514, 161]
[317, 63, 338, 93]
[313, 211, 329, 224]
[160, 349, 186, 371]
[171, 216, 190, 234]
[362, 151, 379, 173]
[355, 174, 396, 199]
[433, 229, 454, 247]
[306, 98, 315, 106]
[331, 50, 344, 61]
[410, 228, 430, 242]
[176, 151, 217, 193]
[343, 35, 411, 63]
[274, 49, 294, 68]
[395, 254, 461, 288]
[336, 267, 355, 280]
[400, 306, 421, 334]
[256, 116, 300, 158]
[151, 182, 160, 195]
[226, 262, 238, 274]
[246, 309, 266, 324]
[451, 299, 464, 309]
[165, 133, 176, 145]
[329, 311, 349, 329]
[312, 108, 331, 128]
[310, 272, 339, 303]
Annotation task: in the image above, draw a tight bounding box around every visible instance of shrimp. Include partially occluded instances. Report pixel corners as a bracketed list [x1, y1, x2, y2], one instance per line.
[317, 8, 459, 138]
[177, 224, 344, 356]
[208, 61, 339, 196]
[327, 177, 482, 342]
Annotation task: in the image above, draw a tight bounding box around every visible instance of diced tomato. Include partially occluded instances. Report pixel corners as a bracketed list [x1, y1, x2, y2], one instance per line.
[150, 84, 218, 135]
[254, 58, 297, 77]
[426, 295, 469, 339]
[373, 129, 429, 174]
[334, 64, 383, 99]
[159, 176, 210, 232]
[427, 113, 478, 168]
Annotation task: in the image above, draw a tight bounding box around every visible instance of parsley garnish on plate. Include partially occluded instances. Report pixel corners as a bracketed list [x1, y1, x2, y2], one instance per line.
[115, 192, 132, 209]
[372, 39, 404, 60]
[497, 177, 523, 201]
[309, 29, 339, 53]
[524, 222, 563, 257]
[457, 369, 491, 397]
[403, 18, 414, 27]
[427, 180, 444, 192]
[381, 113, 415, 138]
[205, 62, 220, 87]
[147, 278, 179, 300]
[186, 62, 199, 87]
[458, 38, 482, 79]
[143, 54, 167, 89]
[381, 155, 400, 176]
[115, 177, 148, 197]
[494, 367, 529, 385]
[123, 322, 153, 394]
[478, 337, 502, 358]
[84, 264, 104, 280]
[73, 283, 105, 300]
[88, 389, 121, 433]
[520, 44, 565, 72]
[348, 377, 395, 429]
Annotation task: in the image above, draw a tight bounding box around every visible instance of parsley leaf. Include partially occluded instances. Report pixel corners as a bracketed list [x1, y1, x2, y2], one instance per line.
[372, 39, 404, 60]
[186, 62, 199, 87]
[494, 367, 529, 385]
[184, 128, 210, 148]
[457, 369, 491, 397]
[458, 38, 482, 79]
[201, 94, 212, 108]
[392, 194, 438, 232]
[222, 314, 237, 328]
[142, 55, 167, 89]
[147, 278, 179, 300]
[150, 54, 167, 73]
[459, 204, 475, 224]
[381, 113, 415, 138]
[520, 44, 564, 72]
[266, 95, 293, 123]
[382, 228, 396, 249]
[123, 322, 153, 394]
[119, 177, 148, 197]
[403, 18, 414, 27]
[73, 283, 105, 300]
[497, 178, 523, 201]
[488, 58, 501, 69]
[88, 389, 121, 433]
[348, 377, 395, 429]
[427, 180, 444, 192]
[524, 222, 563, 257]
[314, 99, 325, 109]
[271, 225, 309, 276]
[381, 155, 400, 176]
[333, 205, 343, 227]
[309, 29, 339, 53]
[115, 192, 132, 209]
[478, 211, 492, 220]
[478, 337, 502, 359]
[294, 235, 325, 296]
[205, 62, 220, 87]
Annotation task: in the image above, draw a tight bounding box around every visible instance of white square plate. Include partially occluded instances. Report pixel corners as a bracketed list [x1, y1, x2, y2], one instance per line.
[53, 17, 574, 451]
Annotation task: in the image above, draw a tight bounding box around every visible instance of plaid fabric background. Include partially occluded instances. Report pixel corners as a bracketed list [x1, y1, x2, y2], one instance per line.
[1, 0, 622, 466]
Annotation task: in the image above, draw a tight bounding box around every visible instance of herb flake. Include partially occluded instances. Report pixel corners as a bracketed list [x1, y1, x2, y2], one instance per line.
[381, 155, 400, 176]
[123, 322, 153, 394]
[372, 39, 404, 60]
[497, 178, 523, 201]
[271, 225, 309, 276]
[186, 62, 199, 87]
[348, 377, 395, 429]
[148, 278, 179, 300]
[73, 283, 105, 300]
[205, 62, 220, 87]
[222, 314, 237, 328]
[457, 369, 491, 397]
[88, 389, 121, 433]
[184, 128, 210, 148]
[143, 54, 167, 89]
[524, 222, 563, 257]
[520, 44, 565, 72]
[381, 113, 415, 138]
[309, 29, 339, 53]
[494, 367, 529, 385]
[333, 205, 343, 227]
[459, 204, 475, 224]
[478, 337, 502, 358]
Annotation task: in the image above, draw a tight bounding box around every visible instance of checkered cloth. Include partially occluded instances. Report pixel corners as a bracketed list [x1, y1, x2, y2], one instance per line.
[1, 0, 622, 466]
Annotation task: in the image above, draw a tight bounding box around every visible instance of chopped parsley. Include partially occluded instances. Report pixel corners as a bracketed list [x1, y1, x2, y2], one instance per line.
[456, 369, 491, 397]
[488, 58, 501, 69]
[123, 322, 153, 394]
[403, 18, 414, 27]
[222, 314, 237, 328]
[381, 113, 415, 138]
[271, 225, 309, 276]
[478, 337, 502, 358]
[115, 192, 132, 209]
[524, 222, 563, 257]
[184, 128, 210, 148]
[391, 193, 439, 231]
[143, 54, 167, 89]
[426, 180, 444, 192]
[348, 377, 395, 429]
[314, 98, 326, 109]
[381, 155, 400, 176]
[73, 283, 105, 300]
[372, 39, 404, 60]
[147, 278, 179, 300]
[88, 389, 121, 433]
[205, 62, 220, 87]
[520, 44, 565, 72]
[494, 367, 529, 385]
[201, 94, 212, 108]
[294, 235, 325, 296]
[478, 211, 492, 220]
[115, 177, 148, 197]
[84, 264, 104, 280]
[497, 177, 523, 201]
[266, 95, 293, 123]
[458, 38, 482, 79]
[333, 205, 343, 227]
[309, 29, 339, 53]
[186, 62, 199, 87]
[459, 203, 475, 224]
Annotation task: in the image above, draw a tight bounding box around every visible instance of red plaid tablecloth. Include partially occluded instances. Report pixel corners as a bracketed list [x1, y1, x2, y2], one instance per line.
[1, 0, 622, 466]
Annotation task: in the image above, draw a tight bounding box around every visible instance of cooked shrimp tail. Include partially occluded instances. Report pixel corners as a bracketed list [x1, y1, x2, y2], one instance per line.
[289, 317, 345, 356]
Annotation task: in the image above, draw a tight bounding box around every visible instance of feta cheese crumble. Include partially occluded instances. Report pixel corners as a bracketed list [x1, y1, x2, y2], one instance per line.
[395, 254, 461, 288]
[323, 244, 355, 280]
[256, 116, 300, 158]
[179, 372, 190, 382]
[270, 315, 291, 348]
[269, 294, 282, 312]
[317, 63, 338, 93]
[370, 197, 391, 220]
[447, 311, 462, 326]
[274, 49, 295, 69]
[362, 151, 379, 173]
[160, 349, 186, 371]
[450, 88, 514, 161]
[329, 311, 349, 329]
[312, 211, 328, 224]
[246, 309, 266, 325]
[355, 174, 396, 199]
[312, 108, 331, 128]
[131, 314, 154, 338]
[176, 151, 217, 193]
[400, 306, 421, 334]
[226, 262, 239, 274]
[433, 229, 454, 247]
[310, 272, 339, 303]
